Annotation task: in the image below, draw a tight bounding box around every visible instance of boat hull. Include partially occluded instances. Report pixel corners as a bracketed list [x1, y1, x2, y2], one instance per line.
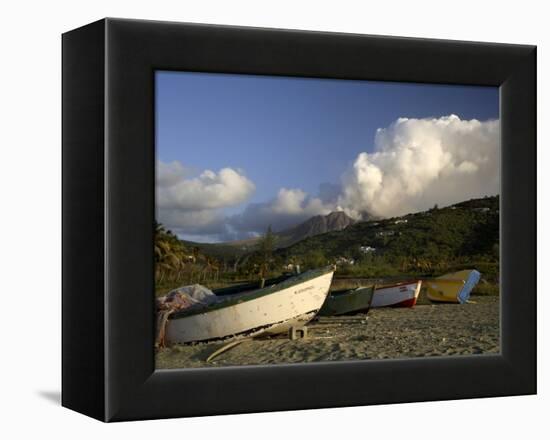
[371, 280, 422, 308]
[166, 269, 334, 344]
[425, 270, 481, 304]
[319, 286, 374, 316]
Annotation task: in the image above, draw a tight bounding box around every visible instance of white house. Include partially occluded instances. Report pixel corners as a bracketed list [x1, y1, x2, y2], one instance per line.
[360, 245, 376, 253]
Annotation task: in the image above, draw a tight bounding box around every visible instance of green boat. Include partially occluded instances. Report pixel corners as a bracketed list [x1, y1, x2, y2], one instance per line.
[318, 285, 375, 316]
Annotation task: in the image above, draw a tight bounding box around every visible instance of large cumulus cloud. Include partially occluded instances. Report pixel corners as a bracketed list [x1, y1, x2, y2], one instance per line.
[338, 115, 499, 218]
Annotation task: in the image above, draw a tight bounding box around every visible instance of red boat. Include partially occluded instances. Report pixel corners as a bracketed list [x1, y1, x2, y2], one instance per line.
[370, 280, 422, 308]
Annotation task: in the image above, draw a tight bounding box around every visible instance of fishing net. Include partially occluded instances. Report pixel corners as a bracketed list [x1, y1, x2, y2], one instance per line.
[155, 284, 220, 348]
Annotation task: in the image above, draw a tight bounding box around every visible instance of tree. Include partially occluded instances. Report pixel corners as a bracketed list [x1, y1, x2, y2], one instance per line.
[256, 225, 276, 285]
[302, 249, 326, 269]
[154, 231, 184, 284]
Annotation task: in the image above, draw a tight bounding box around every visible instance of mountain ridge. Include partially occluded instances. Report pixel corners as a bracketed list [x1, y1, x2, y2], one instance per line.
[275, 211, 356, 247]
[182, 210, 357, 258]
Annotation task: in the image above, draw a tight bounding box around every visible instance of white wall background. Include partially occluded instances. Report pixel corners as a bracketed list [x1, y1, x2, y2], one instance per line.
[0, 0, 546, 437]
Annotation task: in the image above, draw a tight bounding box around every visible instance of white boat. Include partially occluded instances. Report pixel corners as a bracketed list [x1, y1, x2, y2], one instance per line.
[371, 280, 422, 308]
[165, 267, 335, 344]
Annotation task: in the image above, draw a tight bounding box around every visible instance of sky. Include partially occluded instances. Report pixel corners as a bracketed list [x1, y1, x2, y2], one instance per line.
[156, 71, 499, 242]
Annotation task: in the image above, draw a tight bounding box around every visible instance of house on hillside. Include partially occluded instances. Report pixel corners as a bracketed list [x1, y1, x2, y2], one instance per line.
[376, 230, 395, 237]
[360, 245, 376, 254]
[335, 256, 355, 266]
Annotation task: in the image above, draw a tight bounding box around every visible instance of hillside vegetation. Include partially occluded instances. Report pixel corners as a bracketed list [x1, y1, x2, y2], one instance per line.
[279, 196, 499, 280]
[155, 196, 499, 294]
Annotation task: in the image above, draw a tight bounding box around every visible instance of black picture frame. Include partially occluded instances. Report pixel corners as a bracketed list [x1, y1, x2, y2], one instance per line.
[62, 18, 536, 422]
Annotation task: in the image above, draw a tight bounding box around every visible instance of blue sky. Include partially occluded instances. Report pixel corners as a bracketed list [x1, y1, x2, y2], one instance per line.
[156, 71, 499, 242]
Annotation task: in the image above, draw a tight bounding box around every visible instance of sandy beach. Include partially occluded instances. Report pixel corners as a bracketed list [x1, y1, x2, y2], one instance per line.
[156, 295, 499, 369]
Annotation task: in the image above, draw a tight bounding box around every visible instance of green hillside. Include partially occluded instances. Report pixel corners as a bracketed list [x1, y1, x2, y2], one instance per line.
[277, 196, 499, 280]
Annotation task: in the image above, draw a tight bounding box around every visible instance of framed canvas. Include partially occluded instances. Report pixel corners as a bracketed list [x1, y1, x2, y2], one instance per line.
[62, 18, 536, 422]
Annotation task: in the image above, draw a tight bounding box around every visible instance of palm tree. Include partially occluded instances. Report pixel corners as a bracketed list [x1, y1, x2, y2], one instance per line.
[154, 221, 224, 287]
[154, 222, 188, 283]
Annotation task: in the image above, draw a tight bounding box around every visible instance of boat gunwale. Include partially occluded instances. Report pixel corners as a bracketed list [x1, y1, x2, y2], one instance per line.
[423, 278, 466, 285]
[327, 285, 375, 299]
[375, 279, 421, 292]
[168, 266, 335, 320]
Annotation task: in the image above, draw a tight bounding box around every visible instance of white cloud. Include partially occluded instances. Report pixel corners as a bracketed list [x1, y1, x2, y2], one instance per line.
[338, 115, 499, 218]
[156, 160, 190, 188]
[156, 160, 255, 239]
[157, 161, 255, 211]
[270, 188, 332, 217]
[229, 187, 334, 234]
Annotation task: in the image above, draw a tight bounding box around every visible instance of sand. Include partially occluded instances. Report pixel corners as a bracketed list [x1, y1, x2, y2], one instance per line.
[155, 296, 499, 369]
